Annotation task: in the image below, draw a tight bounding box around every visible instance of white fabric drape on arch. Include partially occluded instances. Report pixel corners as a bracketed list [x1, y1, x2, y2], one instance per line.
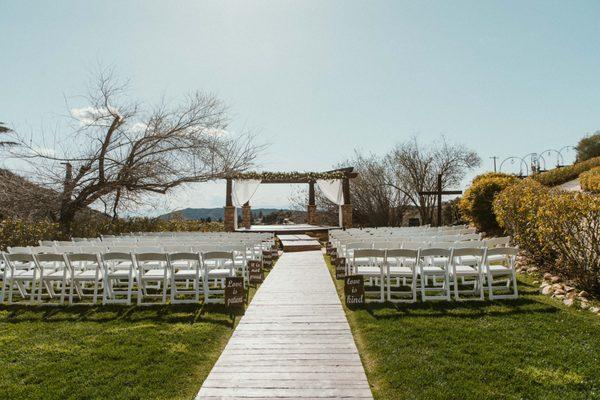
[316, 179, 344, 227]
[232, 179, 261, 229]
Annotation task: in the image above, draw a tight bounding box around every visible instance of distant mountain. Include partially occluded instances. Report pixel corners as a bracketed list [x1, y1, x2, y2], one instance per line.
[159, 207, 289, 221]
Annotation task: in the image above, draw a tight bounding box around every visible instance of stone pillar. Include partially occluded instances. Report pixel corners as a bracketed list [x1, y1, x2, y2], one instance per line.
[242, 202, 252, 229]
[307, 204, 318, 225]
[224, 206, 236, 232]
[341, 204, 353, 229]
[307, 181, 318, 225]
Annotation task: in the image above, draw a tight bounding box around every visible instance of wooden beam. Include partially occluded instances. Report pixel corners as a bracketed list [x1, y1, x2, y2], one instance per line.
[342, 178, 351, 204]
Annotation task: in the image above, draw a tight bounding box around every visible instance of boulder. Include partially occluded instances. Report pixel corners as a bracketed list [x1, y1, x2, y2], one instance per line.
[541, 286, 554, 295]
[543, 272, 552, 281]
[566, 291, 577, 300]
[578, 291, 590, 298]
[554, 288, 566, 296]
[589, 307, 600, 314]
[563, 298, 574, 307]
[580, 302, 590, 310]
[564, 286, 575, 293]
[550, 276, 562, 284]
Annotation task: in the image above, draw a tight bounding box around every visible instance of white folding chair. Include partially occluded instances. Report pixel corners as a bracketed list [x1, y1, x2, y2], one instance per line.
[135, 253, 170, 305]
[450, 248, 485, 301]
[419, 248, 452, 301]
[386, 249, 419, 303]
[2, 253, 38, 304]
[202, 251, 235, 304]
[353, 249, 386, 303]
[34, 253, 70, 305]
[66, 253, 103, 305]
[484, 247, 519, 300]
[102, 252, 136, 305]
[169, 252, 202, 304]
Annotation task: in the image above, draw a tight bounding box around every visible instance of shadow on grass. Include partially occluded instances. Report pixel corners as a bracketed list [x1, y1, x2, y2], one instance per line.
[356, 296, 559, 320]
[0, 302, 235, 328]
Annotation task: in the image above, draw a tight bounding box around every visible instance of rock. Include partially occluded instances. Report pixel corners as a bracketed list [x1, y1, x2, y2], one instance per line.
[564, 286, 575, 293]
[554, 288, 565, 296]
[563, 299, 574, 307]
[579, 291, 590, 298]
[552, 283, 563, 290]
[579, 297, 589, 303]
[566, 291, 577, 300]
[580, 302, 590, 310]
[527, 266, 539, 273]
[589, 307, 600, 314]
[543, 272, 552, 281]
[541, 286, 554, 295]
[550, 276, 562, 283]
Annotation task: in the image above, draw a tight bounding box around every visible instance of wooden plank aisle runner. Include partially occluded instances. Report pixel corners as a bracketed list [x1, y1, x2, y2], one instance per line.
[196, 250, 373, 399]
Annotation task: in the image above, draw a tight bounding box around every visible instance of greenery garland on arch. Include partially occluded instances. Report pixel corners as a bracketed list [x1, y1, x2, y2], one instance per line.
[229, 171, 346, 181]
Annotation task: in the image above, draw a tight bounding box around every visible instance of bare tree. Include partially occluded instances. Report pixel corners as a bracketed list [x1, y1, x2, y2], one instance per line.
[386, 136, 481, 225]
[0, 122, 17, 147]
[7, 69, 263, 233]
[290, 152, 409, 227]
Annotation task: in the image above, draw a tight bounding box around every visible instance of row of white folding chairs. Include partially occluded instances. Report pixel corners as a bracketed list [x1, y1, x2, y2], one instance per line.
[347, 247, 518, 303]
[0, 251, 244, 306]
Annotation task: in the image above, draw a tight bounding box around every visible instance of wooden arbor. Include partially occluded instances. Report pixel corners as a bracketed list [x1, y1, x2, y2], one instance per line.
[223, 168, 358, 231]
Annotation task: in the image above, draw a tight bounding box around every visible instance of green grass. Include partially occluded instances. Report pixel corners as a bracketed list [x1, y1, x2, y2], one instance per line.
[0, 269, 269, 400]
[325, 256, 600, 400]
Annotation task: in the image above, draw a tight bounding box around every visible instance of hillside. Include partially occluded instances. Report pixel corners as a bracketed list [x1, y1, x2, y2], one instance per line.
[0, 168, 60, 220]
[159, 207, 289, 221]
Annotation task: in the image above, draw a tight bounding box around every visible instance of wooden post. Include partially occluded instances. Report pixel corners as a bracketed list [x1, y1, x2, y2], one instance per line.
[437, 173, 442, 227]
[307, 180, 318, 225]
[225, 178, 233, 207]
[224, 178, 235, 231]
[308, 181, 315, 206]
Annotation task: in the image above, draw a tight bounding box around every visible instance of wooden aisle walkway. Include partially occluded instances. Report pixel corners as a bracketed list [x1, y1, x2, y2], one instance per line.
[196, 250, 373, 399]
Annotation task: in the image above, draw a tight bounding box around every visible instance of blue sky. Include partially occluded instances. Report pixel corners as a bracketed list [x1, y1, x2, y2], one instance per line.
[1, 0, 599, 213]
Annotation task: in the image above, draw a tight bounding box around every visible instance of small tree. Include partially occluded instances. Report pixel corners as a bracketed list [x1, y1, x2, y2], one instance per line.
[386, 136, 481, 225]
[576, 131, 600, 162]
[8, 69, 263, 234]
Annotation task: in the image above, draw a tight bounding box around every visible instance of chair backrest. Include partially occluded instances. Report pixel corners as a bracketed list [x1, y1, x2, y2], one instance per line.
[34, 253, 67, 263]
[386, 248, 419, 259]
[202, 251, 234, 261]
[4, 252, 35, 263]
[7, 246, 32, 254]
[485, 247, 519, 257]
[68, 253, 102, 263]
[484, 236, 511, 248]
[419, 248, 452, 257]
[102, 252, 134, 262]
[353, 249, 386, 259]
[168, 252, 201, 262]
[451, 247, 485, 258]
[134, 252, 168, 262]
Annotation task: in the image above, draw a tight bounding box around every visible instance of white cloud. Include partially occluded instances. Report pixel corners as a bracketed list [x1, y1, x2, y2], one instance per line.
[70, 106, 120, 125]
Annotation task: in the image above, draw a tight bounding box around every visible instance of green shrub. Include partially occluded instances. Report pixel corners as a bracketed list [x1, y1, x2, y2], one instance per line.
[533, 156, 600, 186]
[494, 179, 600, 295]
[579, 166, 600, 193]
[576, 132, 600, 162]
[0, 218, 60, 251]
[459, 172, 519, 234]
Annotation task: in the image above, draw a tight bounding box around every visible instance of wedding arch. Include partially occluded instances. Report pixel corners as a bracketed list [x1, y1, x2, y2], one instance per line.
[222, 167, 358, 231]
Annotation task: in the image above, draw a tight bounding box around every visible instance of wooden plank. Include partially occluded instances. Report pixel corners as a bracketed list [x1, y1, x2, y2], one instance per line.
[196, 250, 373, 400]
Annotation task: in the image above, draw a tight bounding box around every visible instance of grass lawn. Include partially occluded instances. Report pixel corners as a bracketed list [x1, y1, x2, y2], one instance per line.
[325, 256, 600, 400]
[0, 272, 268, 400]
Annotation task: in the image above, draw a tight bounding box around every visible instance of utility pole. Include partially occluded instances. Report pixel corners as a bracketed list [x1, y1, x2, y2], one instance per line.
[490, 156, 498, 172]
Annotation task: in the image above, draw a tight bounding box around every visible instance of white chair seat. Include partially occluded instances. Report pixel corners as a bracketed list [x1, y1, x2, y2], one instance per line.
[207, 268, 232, 277]
[388, 266, 413, 276]
[7, 270, 36, 279]
[352, 257, 372, 266]
[355, 266, 383, 276]
[484, 265, 512, 275]
[452, 265, 479, 276]
[174, 269, 198, 278]
[73, 270, 101, 280]
[43, 270, 70, 279]
[140, 269, 169, 279]
[107, 270, 134, 279]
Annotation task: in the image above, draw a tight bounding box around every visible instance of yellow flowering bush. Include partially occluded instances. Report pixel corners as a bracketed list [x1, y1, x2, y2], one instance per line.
[0, 218, 61, 251]
[537, 192, 600, 293]
[534, 156, 600, 186]
[579, 167, 600, 193]
[459, 172, 519, 234]
[494, 179, 600, 294]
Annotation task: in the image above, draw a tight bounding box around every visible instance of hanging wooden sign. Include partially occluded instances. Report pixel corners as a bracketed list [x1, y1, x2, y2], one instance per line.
[262, 250, 272, 268]
[344, 275, 364, 307]
[225, 277, 245, 314]
[335, 257, 346, 280]
[248, 260, 263, 285]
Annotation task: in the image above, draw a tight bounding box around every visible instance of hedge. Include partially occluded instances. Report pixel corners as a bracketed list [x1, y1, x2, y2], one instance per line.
[579, 166, 600, 193]
[533, 156, 600, 186]
[459, 172, 519, 234]
[494, 179, 600, 295]
[0, 217, 224, 251]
